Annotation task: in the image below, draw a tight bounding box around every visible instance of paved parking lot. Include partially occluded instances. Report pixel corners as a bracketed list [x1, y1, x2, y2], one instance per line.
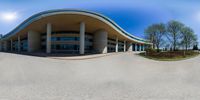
[0, 52, 200, 100]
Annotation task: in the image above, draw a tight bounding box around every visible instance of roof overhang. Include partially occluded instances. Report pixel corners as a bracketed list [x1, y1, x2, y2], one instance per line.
[0, 9, 152, 44]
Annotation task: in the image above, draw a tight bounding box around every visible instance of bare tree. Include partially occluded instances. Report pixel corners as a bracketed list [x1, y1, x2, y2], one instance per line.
[181, 26, 197, 50]
[166, 20, 184, 51]
[145, 25, 156, 49]
[145, 23, 166, 52]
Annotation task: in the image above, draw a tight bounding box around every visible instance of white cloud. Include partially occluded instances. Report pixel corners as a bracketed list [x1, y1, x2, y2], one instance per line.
[0, 11, 18, 22]
[195, 12, 200, 22]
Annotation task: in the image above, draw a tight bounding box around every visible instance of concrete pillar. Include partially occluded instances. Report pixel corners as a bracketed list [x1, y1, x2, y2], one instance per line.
[127, 42, 133, 51]
[18, 36, 21, 52]
[46, 23, 52, 53]
[142, 44, 145, 51]
[115, 37, 118, 52]
[94, 30, 108, 54]
[28, 31, 41, 52]
[139, 44, 142, 51]
[124, 40, 126, 52]
[79, 22, 85, 54]
[10, 39, 13, 52]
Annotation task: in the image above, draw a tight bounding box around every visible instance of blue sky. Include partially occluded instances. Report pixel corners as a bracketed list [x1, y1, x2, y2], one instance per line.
[0, 0, 200, 42]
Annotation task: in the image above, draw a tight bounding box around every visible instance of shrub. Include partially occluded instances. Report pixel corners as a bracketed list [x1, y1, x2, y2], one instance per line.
[144, 50, 198, 58]
[193, 45, 199, 50]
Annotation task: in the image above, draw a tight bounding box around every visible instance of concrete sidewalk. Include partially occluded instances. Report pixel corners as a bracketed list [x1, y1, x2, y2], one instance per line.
[0, 52, 200, 100]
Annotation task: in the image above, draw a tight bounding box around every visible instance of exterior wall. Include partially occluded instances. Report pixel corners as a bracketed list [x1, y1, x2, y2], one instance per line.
[79, 22, 85, 54]
[12, 40, 19, 51]
[28, 31, 41, 52]
[118, 41, 124, 52]
[3, 41, 8, 51]
[93, 30, 108, 54]
[46, 23, 52, 53]
[40, 31, 94, 54]
[1, 34, 148, 54]
[0, 10, 151, 55]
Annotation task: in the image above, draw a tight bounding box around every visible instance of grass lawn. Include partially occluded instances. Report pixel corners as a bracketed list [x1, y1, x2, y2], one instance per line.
[139, 50, 200, 61]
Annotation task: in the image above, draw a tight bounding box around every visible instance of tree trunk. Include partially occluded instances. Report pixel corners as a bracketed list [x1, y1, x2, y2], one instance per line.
[156, 44, 160, 52]
[173, 43, 176, 51]
[186, 44, 188, 51]
[153, 44, 155, 49]
[173, 39, 176, 51]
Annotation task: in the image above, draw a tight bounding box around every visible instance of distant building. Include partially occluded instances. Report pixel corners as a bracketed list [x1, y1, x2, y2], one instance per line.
[0, 9, 151, 55]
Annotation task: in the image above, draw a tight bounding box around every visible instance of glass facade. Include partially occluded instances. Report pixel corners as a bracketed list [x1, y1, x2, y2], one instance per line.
[132, 44, 135, 51]
[118, 41, 124, 52]
[51, 37, 80, 41]
[5, 31, 146, 54]
[21, 39, 28, 51]
[11, 38, 27, 52]
[141, 45, 144, 51]
[137, 44, 140, 51]
[108, 38, 116, 52]
[51, 44, 79, 53]
[108, 38, 125, 52]
[84, 35, 93, 53]
[12, 41, 18, 51]
[41, 31, 93, 54]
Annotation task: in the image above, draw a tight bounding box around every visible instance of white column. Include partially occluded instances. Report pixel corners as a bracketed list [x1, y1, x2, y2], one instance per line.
[124, 40, 126, 52]
[128, 42, 133, 51]
[18, 36, 21, 52]
[93, 30, 108, 54]
[115, 37, 118, 52]
[10, 39, 13, 52]
[46, 23, 52, 53]
[140, 44, 142, 51]
[79, 22, 85, 54]
[28, 31, 41, 52]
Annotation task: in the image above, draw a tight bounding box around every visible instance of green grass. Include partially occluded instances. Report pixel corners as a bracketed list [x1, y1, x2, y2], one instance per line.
[139, 51, 200, 61]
